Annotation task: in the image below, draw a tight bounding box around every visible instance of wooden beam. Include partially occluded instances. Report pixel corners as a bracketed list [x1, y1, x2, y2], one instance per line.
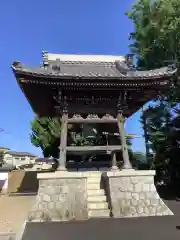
[66, 145, 122, 152]
[68, 118, 118, 124]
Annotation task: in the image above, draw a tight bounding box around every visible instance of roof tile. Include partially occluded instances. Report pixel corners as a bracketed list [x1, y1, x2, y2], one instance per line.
[12, 58, 177, 80]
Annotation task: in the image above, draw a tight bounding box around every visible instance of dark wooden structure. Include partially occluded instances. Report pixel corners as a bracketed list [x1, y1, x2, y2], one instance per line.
[12, 52, 177, 170]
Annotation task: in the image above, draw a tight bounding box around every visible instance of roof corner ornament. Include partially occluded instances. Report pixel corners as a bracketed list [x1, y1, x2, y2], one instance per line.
[41, 51, 49, 70]
[42, 50, 48, 60]
[125, 54, 134, 69]
[167, 63, 177, 72]
[12, 61, 22, 69]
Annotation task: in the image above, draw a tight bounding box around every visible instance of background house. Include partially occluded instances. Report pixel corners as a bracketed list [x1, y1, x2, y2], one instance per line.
[3, 151, 37, 169]
[0, 147, 10, 166]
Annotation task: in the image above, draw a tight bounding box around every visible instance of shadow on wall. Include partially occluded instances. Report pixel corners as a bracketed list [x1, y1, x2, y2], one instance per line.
[0, 179, 5, 193]
[8, 170, 53, 194]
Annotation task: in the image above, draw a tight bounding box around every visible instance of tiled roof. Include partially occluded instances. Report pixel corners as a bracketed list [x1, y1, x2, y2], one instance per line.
[11, 57, 177, 80]
[6, 151, 37, 157]
[0, 147, 10, 150]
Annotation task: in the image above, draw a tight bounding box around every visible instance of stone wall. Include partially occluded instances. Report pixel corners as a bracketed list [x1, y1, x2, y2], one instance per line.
[28, 172, 88, 222]
[104, 170, 173, 218]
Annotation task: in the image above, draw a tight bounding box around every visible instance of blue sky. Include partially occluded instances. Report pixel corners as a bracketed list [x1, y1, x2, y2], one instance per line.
[0, 0, 146, 156]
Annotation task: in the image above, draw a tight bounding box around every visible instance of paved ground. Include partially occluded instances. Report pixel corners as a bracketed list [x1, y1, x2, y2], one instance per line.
[0, 195, 36, 233]
[0, 233, 16, 240]
[21, 200, 180, 240]
[0, 195, 180, 239]
[22, 216, 180, 240]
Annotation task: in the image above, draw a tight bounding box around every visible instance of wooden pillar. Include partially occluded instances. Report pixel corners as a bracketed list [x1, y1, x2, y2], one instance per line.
[117, 113, 132, 169]
[58, 112, 68, 171]
[111, 151, 119, 171]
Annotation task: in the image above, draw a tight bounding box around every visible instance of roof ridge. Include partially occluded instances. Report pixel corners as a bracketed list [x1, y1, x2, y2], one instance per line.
[44, 53, 125, 63]
[54, 60, 116, 65]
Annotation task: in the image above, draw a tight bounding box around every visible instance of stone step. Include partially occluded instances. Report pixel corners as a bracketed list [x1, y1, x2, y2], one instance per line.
[87, 178, 101, 184]
[88, 209, 110, 218]
[84, 172, 102, 177]
[88, 195, 107, 202]
[87, 183, 101, 190]
[87, 189, 105, 196]
[88, 202, 108, 210]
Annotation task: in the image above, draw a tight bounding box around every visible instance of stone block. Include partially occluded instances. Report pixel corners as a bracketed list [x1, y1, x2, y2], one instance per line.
[28, 172, 88, 222]
[105, 170, 173, 218]
[131, 192, 139, 200]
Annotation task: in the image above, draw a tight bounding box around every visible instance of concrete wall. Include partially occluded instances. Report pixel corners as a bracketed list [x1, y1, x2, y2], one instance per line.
[0, 170, 52, 194]
[0, 172, 8, 193]
[8, 170, 39, 194]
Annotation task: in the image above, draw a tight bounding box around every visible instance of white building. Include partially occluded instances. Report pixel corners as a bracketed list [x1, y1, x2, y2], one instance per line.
[3, 151, 37, 169]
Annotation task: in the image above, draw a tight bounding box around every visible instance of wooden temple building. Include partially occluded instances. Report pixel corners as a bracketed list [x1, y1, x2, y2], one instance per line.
[12, 52, 177, 170]
[12, 52, 176, 221]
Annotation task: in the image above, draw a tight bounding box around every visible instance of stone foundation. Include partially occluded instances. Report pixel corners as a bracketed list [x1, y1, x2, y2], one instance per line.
[28, 171, 88, 222]
[104, 170, 173, 218]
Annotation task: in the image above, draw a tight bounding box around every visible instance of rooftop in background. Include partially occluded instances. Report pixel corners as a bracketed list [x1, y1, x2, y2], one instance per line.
[0, 147, 10, 150]
[6, 151, 37, 157]
[0, 147, 10, 154]
[126, 134, 140, 139]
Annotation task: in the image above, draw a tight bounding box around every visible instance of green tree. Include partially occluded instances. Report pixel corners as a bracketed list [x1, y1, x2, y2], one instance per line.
[127, 0, 180, 185]
[126, 0, 180, 70]
[132, 151, 147, 169]
[30, 117, 61, 158]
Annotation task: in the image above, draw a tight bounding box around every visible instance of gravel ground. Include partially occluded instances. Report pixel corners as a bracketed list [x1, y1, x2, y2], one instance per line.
[0, 195, 35, 233]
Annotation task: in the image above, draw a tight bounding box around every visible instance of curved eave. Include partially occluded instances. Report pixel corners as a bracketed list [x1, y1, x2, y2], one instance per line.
[11, 64, 177, 81]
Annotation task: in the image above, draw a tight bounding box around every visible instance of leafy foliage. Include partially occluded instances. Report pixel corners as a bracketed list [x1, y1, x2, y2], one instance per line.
[126, 0, 180, 70]
[132, 151, 148, 169]
[30, 117, 61, 158]
[127, 0, 180, 184]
